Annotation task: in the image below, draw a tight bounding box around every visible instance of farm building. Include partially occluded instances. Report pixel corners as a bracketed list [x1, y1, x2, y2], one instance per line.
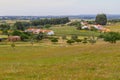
[25, 28, 54, 35]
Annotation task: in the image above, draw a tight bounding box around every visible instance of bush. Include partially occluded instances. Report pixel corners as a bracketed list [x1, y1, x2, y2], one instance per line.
[75, 39, 82, 43]
[21, 33, 29, 41]
[67, 39, 75, 45]
[82, 38, 88, 44]
[51, 38, 58, 44]
[103, 32, 120, 43]
[12, 30, 22, 36]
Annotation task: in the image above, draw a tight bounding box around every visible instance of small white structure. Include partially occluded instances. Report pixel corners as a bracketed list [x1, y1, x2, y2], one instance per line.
[82, 26, 89, 29]
[47, 31, 54, 35]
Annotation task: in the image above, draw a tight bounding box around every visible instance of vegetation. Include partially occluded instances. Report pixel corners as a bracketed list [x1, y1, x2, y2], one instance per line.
[101, 32, 120, 43]
[95, 14, 107, 25]
[0, 42, 120, 79]
[51, 38, 58, 44]
[0, 16, 120, 80]
[67, 39, 75, 45]
[31, 17, 70, 26]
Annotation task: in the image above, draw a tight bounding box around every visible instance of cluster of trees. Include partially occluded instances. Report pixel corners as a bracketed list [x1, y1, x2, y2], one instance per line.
[99, 32, 120, 43]
[0, 24, 10, 30]
[0, 17, 70, 31]
[31, 17, 70, 26]
[108, 19, 120, 23]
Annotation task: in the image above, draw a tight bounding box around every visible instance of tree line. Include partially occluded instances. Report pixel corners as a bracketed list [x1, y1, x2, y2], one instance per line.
[0, 17, 70, 31]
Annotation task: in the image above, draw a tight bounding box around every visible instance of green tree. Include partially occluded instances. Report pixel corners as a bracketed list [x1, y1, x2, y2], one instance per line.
[35, 32, 44, 42]
[103, 32, 120, 43]
[45, 24, 51, 29]
[95, 14, 107, 25]
[14, 22, 25, 31]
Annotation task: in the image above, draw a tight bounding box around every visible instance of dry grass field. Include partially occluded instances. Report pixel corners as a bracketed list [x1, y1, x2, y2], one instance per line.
[0, 41, 120, 80]
[0, 22, 120, 80]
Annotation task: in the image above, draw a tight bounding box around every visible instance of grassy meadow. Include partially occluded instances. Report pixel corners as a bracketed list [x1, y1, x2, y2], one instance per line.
[0, 41, 120, 80]
[0, 22, 120, 80]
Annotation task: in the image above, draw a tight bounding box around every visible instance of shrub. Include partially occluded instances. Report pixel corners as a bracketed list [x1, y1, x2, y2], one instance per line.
[82, 38, 88, 44]
[67, 39, 75, 45]
[51, 38, 58, 44]
[103, 32, 120, 43]
[75, 39, 82, 43]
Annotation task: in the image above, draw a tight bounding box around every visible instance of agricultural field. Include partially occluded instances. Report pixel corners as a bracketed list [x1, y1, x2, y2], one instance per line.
[0, 41, 120, 80]
[0, 22, 120, 80]
[50, 26, 100, 36]
[106, 22, 120, 32]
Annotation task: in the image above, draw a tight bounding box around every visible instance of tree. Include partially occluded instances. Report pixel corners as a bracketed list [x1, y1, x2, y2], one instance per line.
[103, 32, 120, 44]
[35, 32, 44, 41]
[14, 22, 25, 31]
[95, 14, 107, 25]
[45, 24, 51, 29]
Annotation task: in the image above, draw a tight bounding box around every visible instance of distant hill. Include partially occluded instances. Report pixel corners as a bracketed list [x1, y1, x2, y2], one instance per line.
[0, 14, 120, 20]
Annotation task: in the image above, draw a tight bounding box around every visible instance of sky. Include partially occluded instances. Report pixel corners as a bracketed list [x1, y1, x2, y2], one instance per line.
[0, 0, 120, 16]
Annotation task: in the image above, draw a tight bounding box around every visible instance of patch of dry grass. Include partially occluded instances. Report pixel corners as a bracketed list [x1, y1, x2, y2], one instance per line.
[0, 41, 120, 80]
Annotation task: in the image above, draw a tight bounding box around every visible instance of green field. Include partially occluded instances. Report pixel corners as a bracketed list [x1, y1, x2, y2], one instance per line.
[0, 22, 120, 79]
[0, 41, 120, 80]
[50, 26, 100, 36]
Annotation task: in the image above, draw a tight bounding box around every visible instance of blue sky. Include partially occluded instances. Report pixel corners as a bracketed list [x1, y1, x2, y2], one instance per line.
[0, 0, 119, 16]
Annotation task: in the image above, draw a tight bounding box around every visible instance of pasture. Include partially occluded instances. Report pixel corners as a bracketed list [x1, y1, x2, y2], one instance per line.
[0, 41, 120, 80]
[0, 22, 120, 80]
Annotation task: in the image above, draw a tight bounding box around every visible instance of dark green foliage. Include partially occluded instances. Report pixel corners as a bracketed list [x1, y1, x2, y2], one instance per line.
[31, 17, 69, 26]
[95, 14, 107, 25]
[45, 24, 51, 29]
[75, 39, 82, 43]
[67, 39, 75, 45]
[51, 38, 58, 43]
[2, 30, 8, 35]
[14, 22, 30, 31]
[12, 30, 29, 41]
[20, 33, 29, 41]
[82, 38, 88, 44]
[12, 30, 22, 36]
[102, 32, 120, 43]
[35, 32, 44, 41]
[87, 20, 95, 24]
[0, 24, 10, 30]
[14, 22, 25, 31]
[68, 21, 82, 30]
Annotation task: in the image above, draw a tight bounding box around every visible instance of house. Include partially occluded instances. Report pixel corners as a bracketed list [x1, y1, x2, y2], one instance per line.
[25, 28, 54, 35]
